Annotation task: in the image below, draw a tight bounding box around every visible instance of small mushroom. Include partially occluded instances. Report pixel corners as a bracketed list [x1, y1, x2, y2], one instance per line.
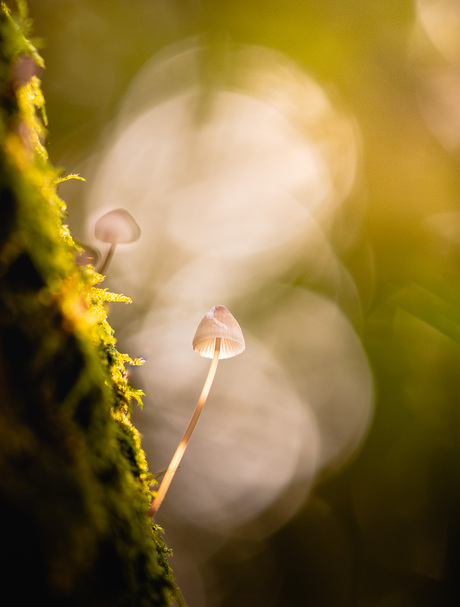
[148, 305, 245, 517]
[94, 208, 141, 274]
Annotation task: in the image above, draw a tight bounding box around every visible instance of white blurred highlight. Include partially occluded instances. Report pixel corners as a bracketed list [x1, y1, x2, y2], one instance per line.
[412, 1, 460, 151]
[415, 0, 460, 65]
[86, 43, 359, 302]
[84, 41, 372, 535]
[254, 288, 374, 470]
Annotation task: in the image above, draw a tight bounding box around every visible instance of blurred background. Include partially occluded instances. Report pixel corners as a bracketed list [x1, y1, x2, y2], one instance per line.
[26, 1, 460, 605]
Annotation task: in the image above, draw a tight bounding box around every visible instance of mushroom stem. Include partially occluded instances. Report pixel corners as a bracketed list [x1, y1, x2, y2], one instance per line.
[149, 338, 221, 517]
[98, 243, 117, 274]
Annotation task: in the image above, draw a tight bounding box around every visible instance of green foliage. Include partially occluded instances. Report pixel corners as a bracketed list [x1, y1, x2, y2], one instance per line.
[0, 3, 183, 605]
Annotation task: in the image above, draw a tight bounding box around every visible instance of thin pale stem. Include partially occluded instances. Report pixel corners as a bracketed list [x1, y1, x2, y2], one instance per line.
[149, 338, 221, 517]
[98, 243, 116, 274]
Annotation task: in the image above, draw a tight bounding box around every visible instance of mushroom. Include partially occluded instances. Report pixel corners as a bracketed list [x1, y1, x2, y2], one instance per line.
[148, 305, 245, 517]
[93, 208, 141, 274]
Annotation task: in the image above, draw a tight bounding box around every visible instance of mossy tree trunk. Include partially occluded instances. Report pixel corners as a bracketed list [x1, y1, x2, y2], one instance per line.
[0, 3, 182, 605]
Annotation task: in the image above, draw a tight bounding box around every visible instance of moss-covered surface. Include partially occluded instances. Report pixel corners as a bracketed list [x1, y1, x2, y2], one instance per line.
[0, 2, 183, 604]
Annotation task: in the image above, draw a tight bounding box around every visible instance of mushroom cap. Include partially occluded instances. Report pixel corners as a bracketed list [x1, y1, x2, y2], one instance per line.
[193, 305, 245, 359]
[94, 208, 141, 244]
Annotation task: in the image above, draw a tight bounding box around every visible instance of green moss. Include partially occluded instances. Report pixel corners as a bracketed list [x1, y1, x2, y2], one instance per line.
[0, 2, 183, 605]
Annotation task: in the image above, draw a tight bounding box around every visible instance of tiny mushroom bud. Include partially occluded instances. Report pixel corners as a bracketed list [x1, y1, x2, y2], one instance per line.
[149, 305, 245, 517]
[75, 244, 100, 268]
[94, 208, 140, 274]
